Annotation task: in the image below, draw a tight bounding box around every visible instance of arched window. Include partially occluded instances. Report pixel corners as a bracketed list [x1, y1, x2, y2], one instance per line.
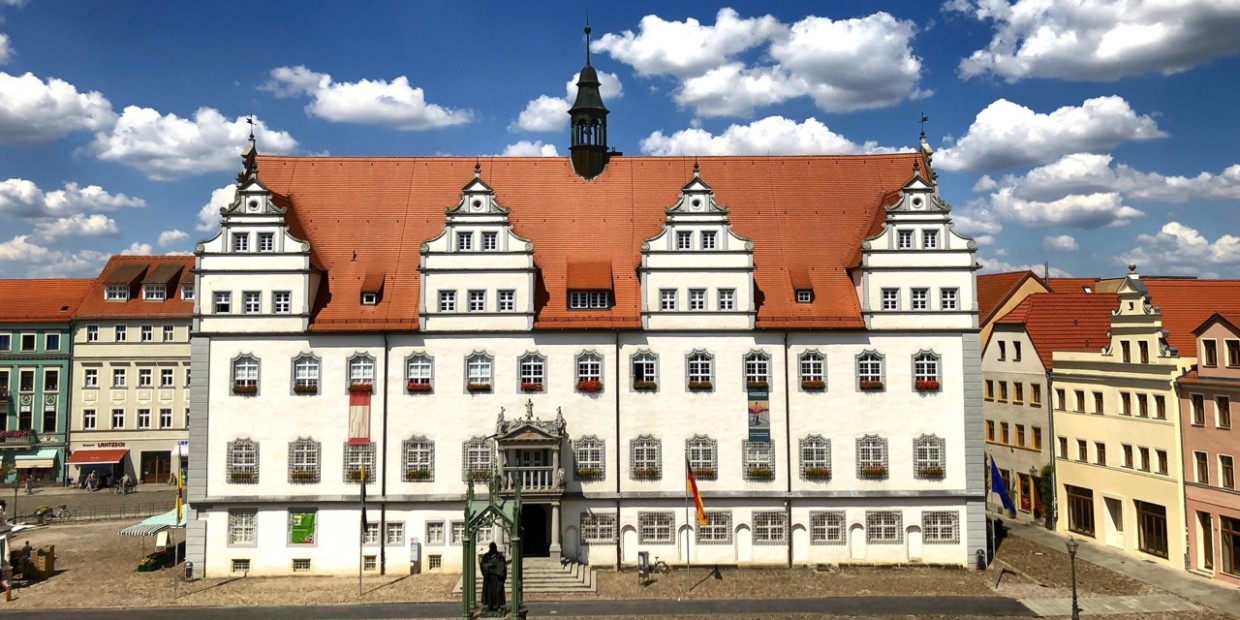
[231, 355, 259, 395]
[631, 352, 658, 390]
[799, 351, 825, 390]
[288, 437, 320, 484]
[466, 353, 493, 391]
[744, 351, 770, 388]
[913, 434, 946, 479]
[573, 435, 606, 481]
[856, 351, 884, 391]
[292, 354, 319, 394]
[226, 437, 259, 484]
[913, 351, 941, 391]
[856, 435, 888, 480]
[687, 351, 713, 390]
[402, 435, 434, 482]
[348, 354, 375, 387]
[406, 354, 433, 392]
[630, 435, 661, 480]
[519, 352, 545, 392]
[462, 436, 493, 482]
[576, 352, 603, 392]
[685, 435, 718, 480]
[799, 435, 831, 481]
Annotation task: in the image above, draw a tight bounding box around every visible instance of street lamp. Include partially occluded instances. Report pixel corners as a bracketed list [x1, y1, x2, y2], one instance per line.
[1065, 537, 1081, 620]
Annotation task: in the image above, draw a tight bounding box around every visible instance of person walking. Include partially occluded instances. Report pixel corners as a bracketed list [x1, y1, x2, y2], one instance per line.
[20, 541, 32, 575]
[22, 476, 32, 495]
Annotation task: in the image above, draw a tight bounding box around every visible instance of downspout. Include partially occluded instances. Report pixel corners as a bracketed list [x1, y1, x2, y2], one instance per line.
[1045, 369, 1057, 530]
[380, 332, 390, 575]
[784, 330, 793, 568]
[614, 330, 622, 570]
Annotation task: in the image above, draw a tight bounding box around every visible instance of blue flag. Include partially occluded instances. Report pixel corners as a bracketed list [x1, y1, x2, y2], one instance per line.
[989, 455, 1016, 512]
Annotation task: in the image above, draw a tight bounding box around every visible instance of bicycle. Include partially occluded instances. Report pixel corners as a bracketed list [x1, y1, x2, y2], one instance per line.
[56, 504, 72, 520]
[651, 556, 672, 574]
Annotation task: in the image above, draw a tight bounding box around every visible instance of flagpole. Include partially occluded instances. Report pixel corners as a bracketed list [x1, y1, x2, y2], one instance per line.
[986, 453, 994, 565]
[359, 465, 366, 597]
[684, 461, 691, 600]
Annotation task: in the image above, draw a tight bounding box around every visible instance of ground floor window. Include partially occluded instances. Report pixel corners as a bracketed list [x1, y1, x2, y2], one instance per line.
[638, 511, 675, 544]
[228, 509, 257, 546]
[580, 513, 616, 544]
[866, 510, 902, 544]
[697, 511, 732, 545]
[1221, 516, 1240, 577]
[1066, 485, 1095, 537]
[753, 511, 787, 545]
[809, 511, 845, 545]
[922, 511, 960, 544]
[1135, 500, 1168, 559]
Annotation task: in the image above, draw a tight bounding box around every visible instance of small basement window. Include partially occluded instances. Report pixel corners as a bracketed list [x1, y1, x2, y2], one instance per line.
[429, 554, 442, 570]
[292, 558, 311, 572]
[231, 559, 250, 573]
[796, 290, 813, 303]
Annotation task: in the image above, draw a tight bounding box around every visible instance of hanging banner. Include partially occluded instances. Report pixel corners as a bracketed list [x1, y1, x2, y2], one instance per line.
[747, 387, 770, 442]
[348, 388, 372, 445]
[290, 511, 317, 545]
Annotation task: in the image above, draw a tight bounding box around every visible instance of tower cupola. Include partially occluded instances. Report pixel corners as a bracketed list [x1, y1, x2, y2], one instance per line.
[569, 23, 610, 179]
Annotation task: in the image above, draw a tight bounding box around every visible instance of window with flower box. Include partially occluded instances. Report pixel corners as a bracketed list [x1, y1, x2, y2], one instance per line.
[466, 353, 493, 393]
[232, 356, 259, 395]
[227, 438, 259, 484]
[631, 435, 661, 480]
[288, 437, 320, 484]
[631, 352, 658, 391]
[857, 435, 888, 480]
[462, 437, 493, 482]
[923, 511, 960, 544]
[573, 435, 605, 481]
[519, 353, 545, 392]
[857, 351, 884, 391]
[744, 351, 770, 390]
[810, 511, 846, 545]
[406, 354, 433, 393]
[867, 510, 903, 544]
[343, 442, 376, 484]
[348, 355, 374, 392]
[292, 355, 319, 394]
[753, 511, 787, 545]
[687, 351, 713, 391]
[743, 440, 775, 481]
[686, 435, 717, 480]
[581, 513, 617, 544]
[575, 352, 603, 392]
[799, 351, 825, 390]
[913, 352, 940, 392]
[799, 435, 831, 481]
[638, 511, 675, 544]
[697, 511, 732, 544]
[402, 435, 434, 482]
[913, 434, 946, 479]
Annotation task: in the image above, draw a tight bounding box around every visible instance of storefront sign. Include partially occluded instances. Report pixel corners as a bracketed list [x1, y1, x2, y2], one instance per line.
[80, 441, 127, 448]
[747, 387, 770, 442]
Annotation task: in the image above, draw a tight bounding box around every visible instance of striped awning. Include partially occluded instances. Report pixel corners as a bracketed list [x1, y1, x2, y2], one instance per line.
[119, 506, 188, 537]
[15, 448, 58, 469]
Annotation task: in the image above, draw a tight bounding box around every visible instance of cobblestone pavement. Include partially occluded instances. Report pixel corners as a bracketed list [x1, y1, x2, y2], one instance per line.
[4, 482, 175, 523]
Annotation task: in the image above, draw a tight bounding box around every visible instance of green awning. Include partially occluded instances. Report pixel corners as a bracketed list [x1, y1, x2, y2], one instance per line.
[119, 505, 189, 537]
[15, 448, 59, 469]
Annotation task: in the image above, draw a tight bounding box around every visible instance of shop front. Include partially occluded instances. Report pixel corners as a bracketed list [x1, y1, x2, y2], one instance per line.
[67, 446, 129, 489]
[14, 447, 60, 485]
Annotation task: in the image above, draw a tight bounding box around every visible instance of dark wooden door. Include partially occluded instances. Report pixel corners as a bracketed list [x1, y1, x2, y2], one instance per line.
[141, 451, 171, 484]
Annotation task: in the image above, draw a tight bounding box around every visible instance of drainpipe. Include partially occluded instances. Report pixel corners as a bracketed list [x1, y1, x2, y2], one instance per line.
[380, 333, 390, 575]
[783, 330, 793, 568]
[1045, 369, 1057, 530]
[615, 330, 622, 570]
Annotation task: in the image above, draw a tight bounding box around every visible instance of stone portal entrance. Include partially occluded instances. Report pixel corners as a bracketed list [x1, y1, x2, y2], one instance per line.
[521, 505, 550, 557]
[494, 400, 567, 556]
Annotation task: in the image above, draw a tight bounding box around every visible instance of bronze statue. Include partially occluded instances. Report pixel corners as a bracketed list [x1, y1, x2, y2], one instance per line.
[480, 542, 507, 614]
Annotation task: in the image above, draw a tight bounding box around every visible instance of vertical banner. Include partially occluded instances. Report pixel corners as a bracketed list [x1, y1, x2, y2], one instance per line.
[747, 386, 770, 442]
[348, 389, 372, 446]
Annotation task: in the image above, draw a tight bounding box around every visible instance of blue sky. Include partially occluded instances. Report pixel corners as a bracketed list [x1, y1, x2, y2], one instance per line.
[2, 1, 1239, 279]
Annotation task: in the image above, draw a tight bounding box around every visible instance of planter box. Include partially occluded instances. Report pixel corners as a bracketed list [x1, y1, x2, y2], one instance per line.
[915, 380, 941, 392]
[293, 384, 318, 395]
[746, 381, 769, 390]
[346, 469, 373, 482]
[289, 470, 319, 483]
[348, 383, 373, 394]
[801, 380, 825, 391]
[746, 465, 775, 480]
[859, 380, 884, 392]
[917, 466, 945, 479]
[688, 381, 713, 391]
[693, 467, 717, 480]
[859, 466, 888, 480]
[405, 468, 433, 481]
[802, 467, 832, 481]
[520, 382, 544, 393]
[466, 383, 492, 393]
[633, 467, 661, 480]
[407, 382, 433, 393]
[469, 470, 492, 483]
[575, 467, 603, 481]
[232, 384, 257, 395]
[228, 471, 257, 484]
[633, 381, 658, 392]
[576, 380, 603, 393]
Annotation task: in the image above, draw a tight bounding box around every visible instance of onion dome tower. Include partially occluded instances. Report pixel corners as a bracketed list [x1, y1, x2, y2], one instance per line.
[569, 23, 610, 180]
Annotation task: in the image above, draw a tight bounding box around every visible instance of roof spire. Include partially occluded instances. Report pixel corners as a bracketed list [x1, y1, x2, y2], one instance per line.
[584, 17, 592, 66]
[569, 20, 611, 179]
[237, 116, 259, 185]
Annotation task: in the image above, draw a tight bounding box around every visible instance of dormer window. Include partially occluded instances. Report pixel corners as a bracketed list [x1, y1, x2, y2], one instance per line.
[182, 285, 195, 300]
[796, 290, 813, 304]
[457, 232, 473, 251]
[361, 292, 379, 306]
[676, 231, 692, 250]
[569, 291, 611, 309]
[143, 284, 166, 301]
[923, 230, 938, 249]
[105, 285, 129, 301]
[233, 233, 249, 252]
[897, 230, 914, 249]
[701, 231, 717, 250]
[258, 232, 274, 252]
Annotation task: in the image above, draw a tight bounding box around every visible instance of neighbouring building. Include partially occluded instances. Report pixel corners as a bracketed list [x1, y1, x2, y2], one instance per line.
[1180, 313, 1240, 584]
[184, 50, 985, 578]
[0, 278, 93, 484]
[976, 271, 1049, 347]
[67, 256, 195, 486]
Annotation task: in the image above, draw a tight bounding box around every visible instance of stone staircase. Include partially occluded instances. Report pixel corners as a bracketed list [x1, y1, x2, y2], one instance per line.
[452, 556, 596, 595]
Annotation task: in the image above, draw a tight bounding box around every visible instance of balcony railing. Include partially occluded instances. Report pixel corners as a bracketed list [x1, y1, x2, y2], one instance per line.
[0, 430, 36, 445]
[501, 466, 561, 493]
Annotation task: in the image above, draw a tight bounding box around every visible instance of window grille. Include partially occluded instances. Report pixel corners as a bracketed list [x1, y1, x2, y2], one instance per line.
[697, 511, 732, 544]
[226, 438, 259, 484]
[742, 440, 776, 481]
[686, 435, 718, 480]
[799, 435, 831, 481]
[462, 437, 493, 482]
[292, 559, 311, 572]
[856, 435, 888, 479]
[231, 559, 251, 573]
[576, 352, 603, 388]
[753, 511, 787, 544]
[687, 351, 713, 388]
[573, 436, 605, 481]
[857, 351, 884, 389]
[228, 509, 257, 545]
[342, 442, 376, 484]
[580, 513, 617, 543]
[348, 355, 375, 386]
[810, 511, 846, 545]
[913, 435, 946, 479]
[288, 437, 320, 484]
[922, 511, 959, 544]
[866, 510, 903, 544]
[638, 512, 675, 543]
[293, 355, 319, 394]
[744, 351, 770, 387]
[363, 555, 377, 571]
[402, 435, 434, 482]
[428, 555, 442, 570]
[630, 435, 662, 480]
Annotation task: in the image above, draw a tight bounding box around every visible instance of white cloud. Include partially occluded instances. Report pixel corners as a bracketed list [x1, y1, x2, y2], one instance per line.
[1121, 221, 1240, 277]
[501, 141, 559, 157]
[0, 178, 145, 218]
[950, 199, 1003, 246]
[982, 152, 1240, 204]
[640, 116, 907, 156]
[978, 255, 1072, 277]
[33, 213, 118, 241]
[989, 188, 1143, 229]
[1116, 162, 1240, 203]
[120, 241, 152, 256]
[90, 107, 297, 181]
[1042, 234, 1079, 252]
[596, 9, 926, 117]
[948, 0, 1240, 82]
[0, 72, 116, 145]
[158, 229, 189, 248]
[510, 70, 624, 133]
[936, 97, 1166, 172]
[263, 65, 472, 130]
[0, 34, 12, 64]
[0, 234, 110, 278]
[0, 234, 51, 261]
[196, 185, 236, 232]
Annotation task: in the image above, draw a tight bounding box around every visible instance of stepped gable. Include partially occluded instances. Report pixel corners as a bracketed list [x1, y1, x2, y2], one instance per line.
[75, 255, 195, 318]
[1142, 279, 1240, 354]
[995, 292, 1118, 368]
[0, 278, 93, 322]
[256, 153, 924, 331]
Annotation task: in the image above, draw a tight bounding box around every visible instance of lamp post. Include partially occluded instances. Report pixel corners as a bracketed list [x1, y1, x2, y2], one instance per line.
[1066, 537, 1081, 620]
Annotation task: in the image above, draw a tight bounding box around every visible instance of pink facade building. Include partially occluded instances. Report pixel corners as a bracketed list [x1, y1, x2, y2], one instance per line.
[1180, 313, 1240, 584]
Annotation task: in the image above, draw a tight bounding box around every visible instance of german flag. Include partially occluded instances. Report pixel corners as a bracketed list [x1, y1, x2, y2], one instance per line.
[686, 459, 707, 525]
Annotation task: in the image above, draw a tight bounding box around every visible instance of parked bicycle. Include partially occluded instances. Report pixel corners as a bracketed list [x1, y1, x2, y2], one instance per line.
[56, 504, 72, 520]
[113, 479, 137, 495]
[651, 556, 672, 574]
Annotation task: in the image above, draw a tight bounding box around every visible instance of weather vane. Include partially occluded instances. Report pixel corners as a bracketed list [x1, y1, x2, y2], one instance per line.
[246, 115, 255, 140]
[917, 113, 929, 136]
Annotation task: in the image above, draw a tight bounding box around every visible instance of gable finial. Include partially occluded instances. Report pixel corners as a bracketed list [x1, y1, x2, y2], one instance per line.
[693, 157, 700, 176]
[584, 16, 592, 66]
[238, 117, 259, 185]
[474, 159, 481, 178]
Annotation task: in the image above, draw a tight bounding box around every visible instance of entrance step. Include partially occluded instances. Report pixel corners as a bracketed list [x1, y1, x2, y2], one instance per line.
[452, 556, 596, 595]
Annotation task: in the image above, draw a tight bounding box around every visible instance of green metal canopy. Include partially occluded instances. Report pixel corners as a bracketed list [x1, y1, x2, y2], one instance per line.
[119, 505, 188, 537]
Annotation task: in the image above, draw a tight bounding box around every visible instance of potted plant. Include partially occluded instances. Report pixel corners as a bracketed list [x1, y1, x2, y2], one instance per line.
[915, 379, 941, 392]
[293, 383, 318, 395]
[859, 380, 884, 391]
[348, 383, 373, 394]
[289, 469, 318, 483]
[405, 468, 433, 481]
[466, 383, 492, 393]
[693, 466, 717, 480]
[746, 464, 775, 480]
[0, 429, 33, 444]
[520, 382, 544, 393]
[918, 465, 945, 478]
[576, 379, 603, 393]
[232, 383, 257, 395]
[803, 466, 832, 481]
[229, 470, 257, 483]
[746, 380, 769, 390]
[688, 381, 713, 391]
[801, 379, 826, 391]
[575, 466, 603, 481]
[859, 465, 888, 479]
[407, 381, 433, 393]
[633, 466, 660, 480]
[633, 381, 658, 391]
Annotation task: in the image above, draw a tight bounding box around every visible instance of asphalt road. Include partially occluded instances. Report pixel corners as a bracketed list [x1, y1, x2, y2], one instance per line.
[11, 596, 1035, 619]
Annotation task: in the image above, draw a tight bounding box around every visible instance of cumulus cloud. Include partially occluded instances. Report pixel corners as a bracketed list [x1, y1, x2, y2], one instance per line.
[947, 0, 1240, 82]
[950, 199, 1003, 246]
[0, 234, 109, 278]
[501, 141, 559, 157]
[158, 229, 189, 248]
[0, 34, 12, 64]
[0, 178, 145, 218]
[1043, 234, 1079, 252]
[0, 72, 116, 145]
[120, 241, 153, 256]
[1121, 221, 1240, 277]
[510, 70, 624, 133]
[196, 185, 236, 232]
[90, 108, 297, 181]
[989, 188, 1143, 229]
[935, 96, 1166, 172]
[640, 116, 907, 156]
[596, 8, 926, 117]
[33, 213, 118, 241]
[263, 65, 472, 130]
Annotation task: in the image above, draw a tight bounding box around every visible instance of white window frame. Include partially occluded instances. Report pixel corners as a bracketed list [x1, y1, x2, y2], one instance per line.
[406, 354, 433, 388]
[228, 509, 258, 546]
[659, 289, 677, 311]
[162, 325, 174, 341]
[743, 440, 776, 481]
[857, 351, 884, 388]
[810, 511, 846, 545]
[456, 231, 473, 251]
[576, 352, 602, 388]
[466, 353, 493, 388]
[913, 434, 946, 478]
[138, 368, 153, 387]
[631, 352, 657, 387]
[923, 230, 938, 249]
[160, 368, 174, 387]
[799, 350, 825, 388]
[402, 435, 434, 482]
[686, 435, 718, 480]
[243, 291, 261, 314]
[638, 511, 675, 543]
[258, 232, 274, 252]
[273, 291, 292, 314]
[897, 229, 914, 249]
[857, 435, 889, 479]
[462, 436, 493, 481]
[580, 513, 617, 544]
[83, 409, 97, 429]
[718, 288, 735, 311]
[181, 285, 194, 300]
[481, 231, 498, 251]
[438, 290, 456, 313]
[866, 510, 903, 544]
[799, 435, 831, 481]
[86, 325, 99, 342]
[689, 289, 706, 311]
[143, 284, 166, 301]
[687, 351, 713, 388]
[911, 288, 929, 310]
[293, 355, 320, 393]
[676, 230, 693, 250]
[84, 368, 98, 388]
[573, 435, 605, 480]
[136, 408, 151, 429]
[922, 511, 959, 544]
[519, 353, 546, 389]
[105, 285, 129, 301]
[631, 435, 661, 480]
[497, 290, 515, 312]
[112, 368, 126, 388]
[214, 291, 231, 314]
[232, 356, 259, 392]
[881, 288, 899, 311]
[753, 511, 787, 545]
[141, 325, 153, 342]
[744, 351, 770, 387]
[348, 355, 375, 387]
[115, 325, 127, 342]
[940, 288, 958, 310]
[226, 438, 259, 483]
[232, 232, 249, 252]
[158, 408, 172, 429]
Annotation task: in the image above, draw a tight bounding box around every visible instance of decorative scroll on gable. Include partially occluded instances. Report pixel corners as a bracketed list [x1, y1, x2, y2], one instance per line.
[447, 164, 511, 217]
[666, 167, 728, 215]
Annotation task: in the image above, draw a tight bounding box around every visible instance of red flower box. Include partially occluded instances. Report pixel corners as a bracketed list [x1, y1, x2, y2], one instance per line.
[576, 379, 603, 393]
[801, 380, 825, 391]
[466, 383, 492, 393]
[915, 379, 941, 392]
[232, 384, 257, 395]
[859, 380, 884, 391]
[520, 382, 544, 393]
[407, 382, 432, 393]
[349, 383, 373, 394]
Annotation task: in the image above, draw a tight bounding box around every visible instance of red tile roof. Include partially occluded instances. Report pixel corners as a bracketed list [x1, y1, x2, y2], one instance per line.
[977, 271, 1043, 325]
[1143, 279, 1240, 354]
[0, 278, 93, 323]
[256, 154, 925, 331]
[1191, 313, 1240, 335]
[75, 255, 194, 319]
[994, 292, 1118, 368]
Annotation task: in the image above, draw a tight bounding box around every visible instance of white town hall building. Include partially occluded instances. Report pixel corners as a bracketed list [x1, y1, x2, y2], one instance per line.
[184, 53, 984, 578]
